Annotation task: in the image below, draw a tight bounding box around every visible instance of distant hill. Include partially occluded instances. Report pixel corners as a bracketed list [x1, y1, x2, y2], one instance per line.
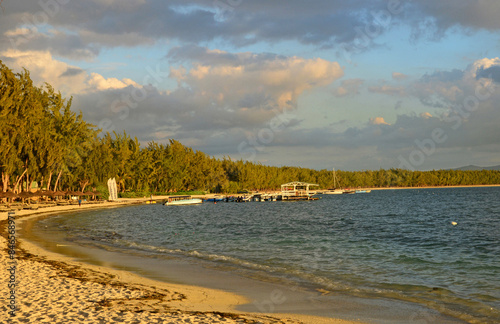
[453, 165, 500, 171]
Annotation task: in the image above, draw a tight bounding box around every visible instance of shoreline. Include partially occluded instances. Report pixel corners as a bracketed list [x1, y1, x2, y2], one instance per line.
[0, 199, 361, 324]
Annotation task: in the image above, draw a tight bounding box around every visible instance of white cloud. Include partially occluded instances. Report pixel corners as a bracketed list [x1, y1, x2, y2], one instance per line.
[87, 73, 139, 91]
[0, 50, 89, 94]
[470, 57, 500, 75]
[412, 57, 499, 108]
[64, 48, 344, 157]
[248, 56, 500, 169]
[0, 50, 139, 95]
[169, 47, 344, 113]
[470, 57, 500, 83]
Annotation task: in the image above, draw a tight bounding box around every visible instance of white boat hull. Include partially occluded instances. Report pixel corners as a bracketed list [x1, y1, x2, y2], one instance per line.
[324, 190, 344, 195]
[165, 198, 203, 205]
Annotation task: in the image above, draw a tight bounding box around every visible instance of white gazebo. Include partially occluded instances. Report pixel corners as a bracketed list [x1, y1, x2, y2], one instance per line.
[280, 181, 319, 198]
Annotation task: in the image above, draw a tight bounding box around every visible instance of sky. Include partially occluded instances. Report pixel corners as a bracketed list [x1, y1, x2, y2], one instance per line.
[1, 0, 500, 171]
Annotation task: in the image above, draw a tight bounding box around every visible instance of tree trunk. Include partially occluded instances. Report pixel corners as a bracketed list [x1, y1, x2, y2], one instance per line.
[14, 168, 28, 193]
[46, 171, 53, 191]
[1, 172, 9, 192]
[80, 180, 89, 192]
[1, 172, 8, 203]
[53, 170, 63, 192]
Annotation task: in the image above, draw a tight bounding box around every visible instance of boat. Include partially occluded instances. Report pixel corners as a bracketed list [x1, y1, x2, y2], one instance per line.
[164, 196, 203, 206]
[324, 189, 344, 195]
[355, 189, 371, 193]
[343, 189, 356, 194]
[281, 181, 319, 201]
[324, 168, 344, 194]
[204, 198, 224, 202]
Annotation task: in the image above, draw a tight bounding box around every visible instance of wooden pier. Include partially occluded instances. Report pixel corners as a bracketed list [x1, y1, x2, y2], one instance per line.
[156, 182, 322, 204]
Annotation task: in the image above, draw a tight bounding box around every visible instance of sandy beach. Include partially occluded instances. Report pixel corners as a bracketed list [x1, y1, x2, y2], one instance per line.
[1, 199, 362, 324]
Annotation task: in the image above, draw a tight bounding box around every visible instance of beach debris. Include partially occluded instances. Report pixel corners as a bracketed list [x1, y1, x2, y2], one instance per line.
[316, 288, 331, 295]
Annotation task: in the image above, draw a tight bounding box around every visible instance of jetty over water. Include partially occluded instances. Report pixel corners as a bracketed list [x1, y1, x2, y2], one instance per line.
[156, 181, 322, 204]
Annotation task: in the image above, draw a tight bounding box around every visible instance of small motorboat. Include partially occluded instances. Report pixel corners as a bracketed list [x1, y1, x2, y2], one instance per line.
[164, 196, 203, 206]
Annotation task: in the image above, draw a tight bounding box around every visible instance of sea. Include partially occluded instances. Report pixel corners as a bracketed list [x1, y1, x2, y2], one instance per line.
[28, 187, 500, 323]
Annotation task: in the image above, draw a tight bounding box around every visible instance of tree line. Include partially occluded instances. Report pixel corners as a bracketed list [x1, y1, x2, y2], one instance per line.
[1, 60, 500, 196]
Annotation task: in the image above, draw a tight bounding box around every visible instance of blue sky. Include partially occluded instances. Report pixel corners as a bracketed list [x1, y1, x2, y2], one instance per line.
[1, 0, 500, 170]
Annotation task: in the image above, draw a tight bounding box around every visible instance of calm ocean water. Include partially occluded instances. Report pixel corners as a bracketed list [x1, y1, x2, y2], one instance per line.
[33, 187, 500, 323]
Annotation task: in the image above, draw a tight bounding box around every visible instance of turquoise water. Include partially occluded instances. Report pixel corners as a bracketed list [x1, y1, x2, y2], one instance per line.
[35, 187, 500, 323]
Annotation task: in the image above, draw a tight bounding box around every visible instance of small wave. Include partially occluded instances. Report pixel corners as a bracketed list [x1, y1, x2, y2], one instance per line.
[115, 239, 282, 273]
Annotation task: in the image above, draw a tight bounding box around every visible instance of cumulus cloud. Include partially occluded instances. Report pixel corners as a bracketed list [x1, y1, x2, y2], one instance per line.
[168, 46, 344, 112]
[369, 117, 390, 125]
[68, 47, 343, 152]
[1, 43, 342, 156]
[0, 50, 89, 94]
[0, 50, 140, 95]
[87, 73, 139, 91]
[412, 58, 499, 108]
[387, 57, 500, 166]
[473, 57, 500, 83]
[249, 57, 500, 169]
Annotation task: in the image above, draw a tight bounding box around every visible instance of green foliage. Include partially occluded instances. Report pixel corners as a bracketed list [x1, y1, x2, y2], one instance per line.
[0, 60, 97, 193]
[1, 60, 500, 195]
[95, 184, 109, 201]
[178, 190, 206, 195]
[153, 190, 206, 196]
[118, 191, 150, 198]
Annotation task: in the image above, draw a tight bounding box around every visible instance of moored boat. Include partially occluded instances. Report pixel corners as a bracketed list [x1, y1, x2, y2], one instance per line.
[204, 198, 224, 202]
[324, 168, 344, 194]
[281, 181, 319, 201]
[323, 189, 344, 195]
[164, 196, 203, 205]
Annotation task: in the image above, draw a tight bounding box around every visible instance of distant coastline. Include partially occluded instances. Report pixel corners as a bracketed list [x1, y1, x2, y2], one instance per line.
[365, 184, 500, 190]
